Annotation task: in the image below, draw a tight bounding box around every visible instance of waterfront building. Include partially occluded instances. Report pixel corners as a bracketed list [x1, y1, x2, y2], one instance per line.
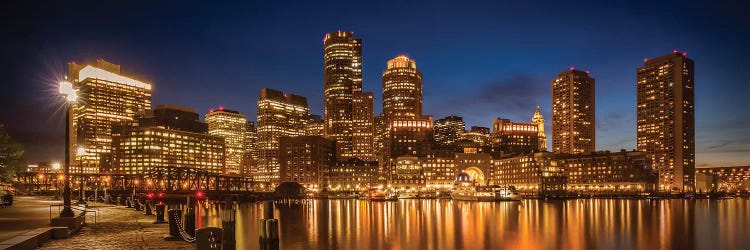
[455, 152, 493, 185]
[422, 154, 456, 190]
[256, 88, 310, 184]
[491, 152, 566, 196]
[637, 51, 695, 192]
[68, 59, 152, 173]
[205, 108, 246, 176]
[382, 55, 423, 122]
[551, 68, 595, 154]
[279, 136, 336, 190]
[434, 115, 466, 146]
[696, 166, 750, 192]
[110, 105, 225, 175]
[305, 115, 325, 137]
[489, 117, 539, 156]
[323, 31, 362, 160]
[385, 117, 434, 180]
[352, 92, 375, 161]
[558, 150, 656, 194]
[391, 156, 424, 190]
[324, 159, 380, 191]
[531, 106, 547, 151]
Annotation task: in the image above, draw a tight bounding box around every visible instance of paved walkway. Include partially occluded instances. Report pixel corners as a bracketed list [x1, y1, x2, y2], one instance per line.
[39, 205, 193, 249]
[0, 196, 61, 242]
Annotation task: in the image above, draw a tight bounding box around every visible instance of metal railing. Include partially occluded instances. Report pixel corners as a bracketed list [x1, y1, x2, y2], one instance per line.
[49, 203, 98, 225]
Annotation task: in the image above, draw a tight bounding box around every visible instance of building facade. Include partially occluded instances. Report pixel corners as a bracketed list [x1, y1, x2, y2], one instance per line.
[558, 150, 656, 195]
[460, 126, 490, 146]
[279, 136, 335, 189]
[256, 88, 310, 185]
[110, 105, 225, 175]
[68, 60, 152, 173]
[552, 69, 595, 154]
[323, 31, 362, 160]
[490, 118, 539, 156]
[491, 152, 566, 196]
[531, 106, 547, 151]
[205, 109, 247, 176]
[305, 115, 325, 137]
[242, 121, 258, 177]
[696, 166, 750, 192]
[637, 51, 695, 192]
[385, 118, 434, 181]
[324, 159, 380, 191]
[352, 92, 375, 161]
[434, 115, 465, 146]
[382, 55, 423, 122]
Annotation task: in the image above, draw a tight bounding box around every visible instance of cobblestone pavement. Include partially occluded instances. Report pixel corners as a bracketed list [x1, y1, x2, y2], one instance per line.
[40, 205, 194, 250]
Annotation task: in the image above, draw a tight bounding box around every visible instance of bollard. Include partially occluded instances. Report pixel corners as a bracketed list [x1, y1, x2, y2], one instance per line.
[196, 227, 222, 249]
[134, 197, 142, 211]
[154, 203, 167, 224]
[144, 200, 154, 216]
[184, 205, 196, 237]
[259, 201, 279, 250]
[166, 209, 182, 240]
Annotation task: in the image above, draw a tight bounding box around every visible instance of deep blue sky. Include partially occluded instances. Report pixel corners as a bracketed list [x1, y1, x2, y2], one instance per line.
[2, 0, 749, 167]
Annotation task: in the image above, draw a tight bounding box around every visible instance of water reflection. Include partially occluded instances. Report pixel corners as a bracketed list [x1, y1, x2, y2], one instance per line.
[194, 199, 750, 249]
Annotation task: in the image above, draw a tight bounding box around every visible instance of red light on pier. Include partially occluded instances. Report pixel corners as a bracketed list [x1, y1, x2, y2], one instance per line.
[196, 191, 205, 199]
[146, 193, 154, 199]
[158, 192, 165, 198]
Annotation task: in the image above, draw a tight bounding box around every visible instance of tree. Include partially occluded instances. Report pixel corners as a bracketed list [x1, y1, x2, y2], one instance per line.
[0, 124, 24, 183]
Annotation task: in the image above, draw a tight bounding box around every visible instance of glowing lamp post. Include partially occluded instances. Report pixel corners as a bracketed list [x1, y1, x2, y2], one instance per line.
[59, 80, 77, 217]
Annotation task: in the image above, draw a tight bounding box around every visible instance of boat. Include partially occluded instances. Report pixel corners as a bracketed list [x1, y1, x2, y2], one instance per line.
[364, 188, 398, 201]
[398, 192, 418, 199]
[451, 172, 523, 201]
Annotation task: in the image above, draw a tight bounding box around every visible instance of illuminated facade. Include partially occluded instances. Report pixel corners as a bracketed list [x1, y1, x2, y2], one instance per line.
[279, 136, 335, 189]
[637, 51, 695, 192]
[460, 126, 490, 146]
[110, 105, 225, 175]
[382, 55, 423, 122]
[391, 156, 424, 190]
[305, 115, 325, 137]
[385, 117, 434, 180]
[552, 69, 595, 154]
[205, 109, 247, 176]
[324, 159, 380, 191]
[352, 92, 375, 161]
[256, 88, 310, 184]
[491, 152, 566, 196]
[68, 59, 152, 173]
[696, 166, 750, 192]
[434, 115, 465, 146]
[323, 31, 362, 160]
[242, 121, 258, 177]
[531, 106, 547, 151]
[558, 150, 656, 194]
[422, 154, 456, 190]
[490, 118, 539, 156]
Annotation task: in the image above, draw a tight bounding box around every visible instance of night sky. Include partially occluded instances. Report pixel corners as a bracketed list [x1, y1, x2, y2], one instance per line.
[1, 0, 749, 167]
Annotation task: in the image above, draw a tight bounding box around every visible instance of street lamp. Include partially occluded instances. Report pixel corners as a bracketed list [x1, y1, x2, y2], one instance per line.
[59, 80, 77, 217]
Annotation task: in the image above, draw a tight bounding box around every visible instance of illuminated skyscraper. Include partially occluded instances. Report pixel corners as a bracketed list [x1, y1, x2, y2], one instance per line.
[68, 59, 152, 173]
[323, 31, 362, 160]
[111, 105, 225, 175]
[532, 106, 547, 151]
[352, 92, 375, 161]
[242, 121, 258, 177]
[637, 51, 695, 192]
[434, 115, 466, 146]
[206, 108, 247, 176]
[382, 55, 423, 122]
[305, 115, 325, 137]
[551, 69, 595, 154]
[256, 88, 310, 185]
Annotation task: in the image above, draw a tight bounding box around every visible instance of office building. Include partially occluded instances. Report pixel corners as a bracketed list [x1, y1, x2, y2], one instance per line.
[490, 117, 539, 156]
[305, 115, 325, 137]
[68, 59, 152, 173]
[552, 68, 595, 154]
[434, 115, 465, 146]
[637, 51, 695, 192]
[352, 92, 375, 161]
[382, 55, 423, 122]
[323, 31, 362, 160]
[206, 108, 247, 176]
[256, 88, 310, 184]
[531, 106, 547, 151]
[324, 159, 380, 191]
[110, 105, 225, 175]
[279, 136, 336, 189]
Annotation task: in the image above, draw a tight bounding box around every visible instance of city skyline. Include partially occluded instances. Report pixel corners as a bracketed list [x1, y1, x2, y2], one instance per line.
[1, 1, 749, 168]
